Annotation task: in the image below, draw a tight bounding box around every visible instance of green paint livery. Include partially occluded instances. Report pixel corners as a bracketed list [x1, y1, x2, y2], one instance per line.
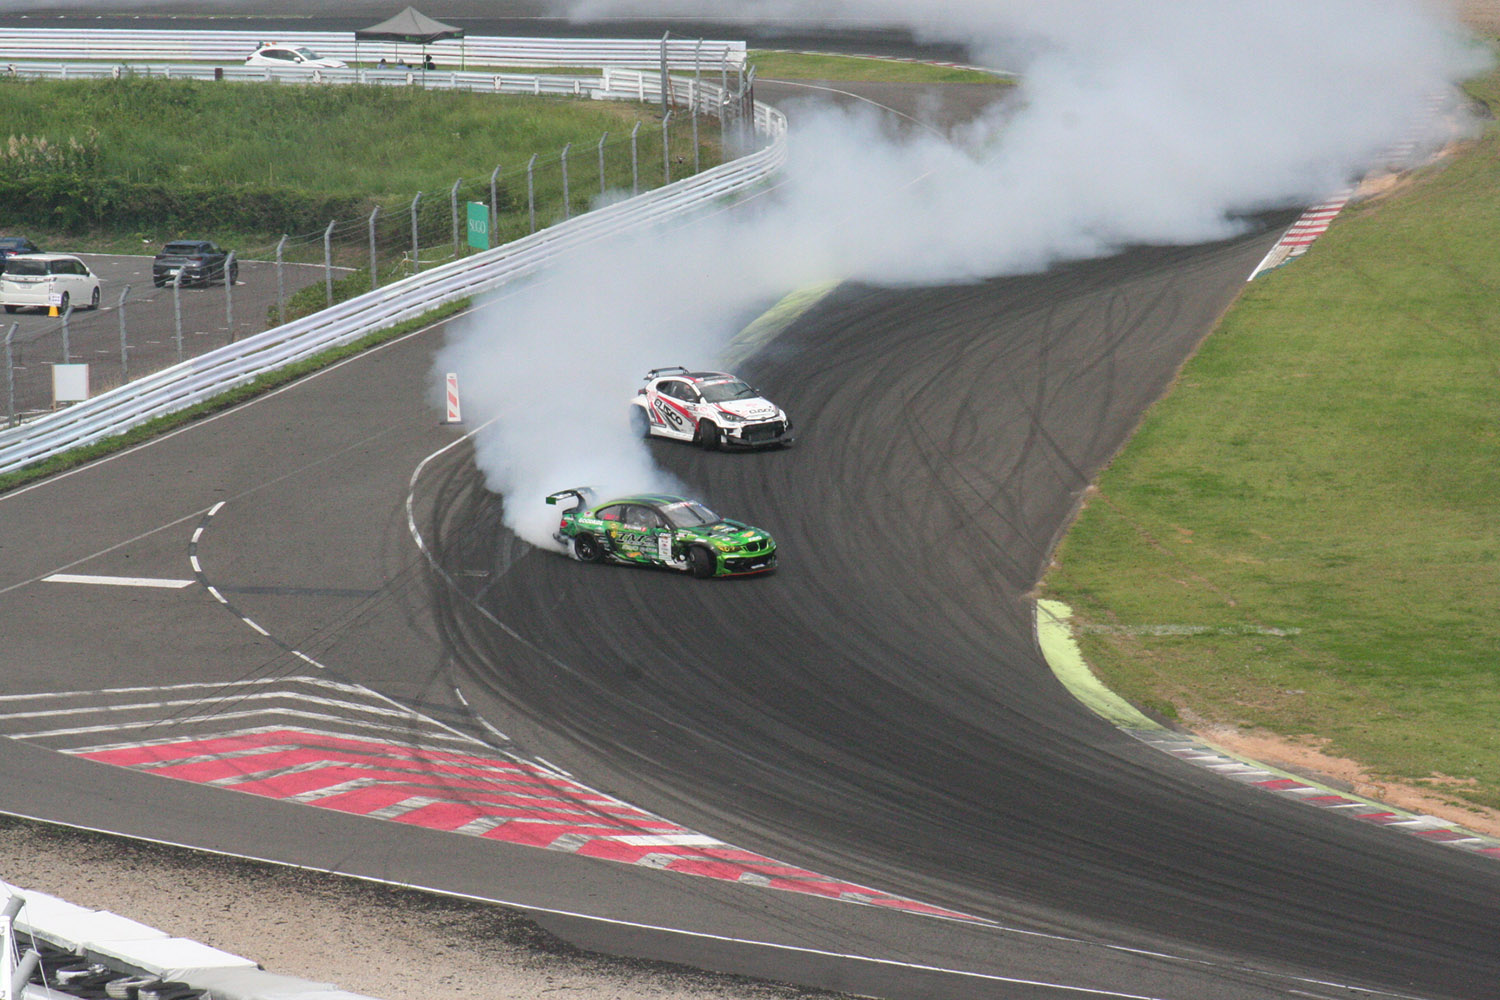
[546, 488, 777, 578]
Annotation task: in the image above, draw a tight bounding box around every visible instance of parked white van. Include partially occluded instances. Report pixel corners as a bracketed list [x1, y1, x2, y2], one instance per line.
[1, 254, 101, 314]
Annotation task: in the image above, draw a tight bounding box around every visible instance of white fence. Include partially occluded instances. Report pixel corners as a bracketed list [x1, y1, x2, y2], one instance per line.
[0, 29, 746, 71]
[0, 68, 785, 476]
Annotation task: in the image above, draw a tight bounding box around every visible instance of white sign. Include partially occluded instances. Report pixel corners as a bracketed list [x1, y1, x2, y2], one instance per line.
[52, 363, 90, 404]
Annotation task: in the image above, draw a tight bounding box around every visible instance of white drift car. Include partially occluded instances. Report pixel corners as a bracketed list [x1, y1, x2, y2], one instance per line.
[630, 367, 794, 449]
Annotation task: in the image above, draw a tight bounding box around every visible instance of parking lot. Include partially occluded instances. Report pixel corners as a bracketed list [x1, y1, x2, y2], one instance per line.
[3, 253, 338, 421]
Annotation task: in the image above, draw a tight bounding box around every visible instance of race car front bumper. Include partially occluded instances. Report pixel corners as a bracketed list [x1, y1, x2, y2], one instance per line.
[722, 419, 794, 448]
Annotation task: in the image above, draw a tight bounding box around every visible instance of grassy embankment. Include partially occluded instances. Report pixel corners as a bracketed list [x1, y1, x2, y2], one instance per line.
[1041, 68, 1500, 815]
[0, 75, 711, 260]
[748, 49, 1004, 84]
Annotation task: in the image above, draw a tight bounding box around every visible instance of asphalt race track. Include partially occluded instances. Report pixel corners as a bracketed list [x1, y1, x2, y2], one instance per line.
[3, 6, 1500, 1000]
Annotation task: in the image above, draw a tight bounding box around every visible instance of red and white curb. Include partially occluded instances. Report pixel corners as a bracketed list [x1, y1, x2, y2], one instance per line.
[1038, 600, 1500, 861]
[70, 727, 979, 922]
[1130, 730, 1500, 859]
[1247, 191, 1352, 279]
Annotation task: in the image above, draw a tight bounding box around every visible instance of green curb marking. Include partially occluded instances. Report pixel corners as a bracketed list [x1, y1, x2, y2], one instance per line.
[1035, 599, 1165, 732]
[719, 280, 842, 370]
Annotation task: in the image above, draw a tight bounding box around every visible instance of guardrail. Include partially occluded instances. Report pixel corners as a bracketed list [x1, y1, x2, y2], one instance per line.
[0, 29, 746, 70]
[0, 69, 786, 476]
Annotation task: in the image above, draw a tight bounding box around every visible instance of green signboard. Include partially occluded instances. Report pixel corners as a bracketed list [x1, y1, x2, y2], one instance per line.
[466, 201, 490, 251]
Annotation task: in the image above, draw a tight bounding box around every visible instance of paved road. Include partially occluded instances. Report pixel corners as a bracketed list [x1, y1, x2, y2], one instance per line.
[5, 218, 1500, 1000]
[3, 9, 1499, 1000]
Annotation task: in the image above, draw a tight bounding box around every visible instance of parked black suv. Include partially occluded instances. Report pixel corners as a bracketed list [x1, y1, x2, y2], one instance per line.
[152, 240, 238, 288]
[0, 236, 41, 266]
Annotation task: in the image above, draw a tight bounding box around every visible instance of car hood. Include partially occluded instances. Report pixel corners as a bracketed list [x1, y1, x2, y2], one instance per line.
[679, 519, 774, 549]
[713, 398, 780, 421]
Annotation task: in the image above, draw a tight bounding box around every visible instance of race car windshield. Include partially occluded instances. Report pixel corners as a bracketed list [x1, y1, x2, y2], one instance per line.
[662, 501, 720, 528]
[698, 380, 758, 403]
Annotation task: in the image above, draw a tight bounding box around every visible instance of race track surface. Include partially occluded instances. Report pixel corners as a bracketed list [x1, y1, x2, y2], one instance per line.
[421, 231, 1500, 999]
[2, 9, 1499, 999]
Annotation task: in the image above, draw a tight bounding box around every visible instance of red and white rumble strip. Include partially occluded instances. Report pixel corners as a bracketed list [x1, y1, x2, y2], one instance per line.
[71, 728, 978, 922]
[1246, 191, 1353, 280]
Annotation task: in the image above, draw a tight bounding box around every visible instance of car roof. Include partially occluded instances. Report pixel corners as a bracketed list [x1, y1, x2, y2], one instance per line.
[593, 493, 691, 508]
[11, 253, 82, 263]
[0, 237, 34, 246]
[164, 240, 213, 248]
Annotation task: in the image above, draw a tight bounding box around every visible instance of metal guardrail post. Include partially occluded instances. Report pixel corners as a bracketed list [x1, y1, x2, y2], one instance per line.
[368, 206, 380, 291]
[224, 251, 236, 341]
[693, 42, 703, 174]
[598, 131, 608, 197]
[526, 154, 537, 233]
[630, 121, 641, 196]
[662, 111, 673, 184]
[451, 177, 462, 257]
[561, 143, 572, 221]
[60, 303, 73, 363]
[117, 285, 131, 381]
[172, 269, 185, 363]
[4, 323, 15, 428]
[489, 164, 501, 237]
[323, 220, 336, 307]
[411, 192, 422, 274]
[275, 234, 287, 327]
[659, 31, 670, 117]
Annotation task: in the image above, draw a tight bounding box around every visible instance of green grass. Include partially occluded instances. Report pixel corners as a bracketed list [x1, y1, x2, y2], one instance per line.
[748, 49, 1009, 85]
[0, 76, 718, 257]
[1042, 70, 1500, 813]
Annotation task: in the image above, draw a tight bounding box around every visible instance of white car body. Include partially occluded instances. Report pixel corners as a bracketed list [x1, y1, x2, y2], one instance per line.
[1, 254, 101, 313]
[245, 46, 347, 69]
[631, 367, 793, 449]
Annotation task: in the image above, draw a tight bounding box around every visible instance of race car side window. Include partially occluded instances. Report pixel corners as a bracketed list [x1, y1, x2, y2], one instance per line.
[623, 505, 657, 528]
[596, 505, 624, 522]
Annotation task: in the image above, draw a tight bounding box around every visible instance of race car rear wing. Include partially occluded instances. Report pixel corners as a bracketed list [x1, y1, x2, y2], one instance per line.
[644, 366, 690, 381]
[545, 487, 597, 513]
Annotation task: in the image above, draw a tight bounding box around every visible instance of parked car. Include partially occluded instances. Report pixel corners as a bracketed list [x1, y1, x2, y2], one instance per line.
[245, 45, 347, 69]
[152, 241, 238, 288]
[0, 236, 41, 265]
[0, 254, 101, 313]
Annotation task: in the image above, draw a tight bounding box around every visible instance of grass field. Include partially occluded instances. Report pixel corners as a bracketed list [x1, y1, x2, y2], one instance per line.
[1041, 69, 1500, 814]
[0, 76, 714, 256]
[748, 49, 1007, 84]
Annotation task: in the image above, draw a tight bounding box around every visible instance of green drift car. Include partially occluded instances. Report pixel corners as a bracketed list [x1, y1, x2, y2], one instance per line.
[546, 488, 777, 578]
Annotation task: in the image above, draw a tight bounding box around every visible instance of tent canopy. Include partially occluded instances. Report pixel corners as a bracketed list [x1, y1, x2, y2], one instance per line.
[354, 7, 465, 45]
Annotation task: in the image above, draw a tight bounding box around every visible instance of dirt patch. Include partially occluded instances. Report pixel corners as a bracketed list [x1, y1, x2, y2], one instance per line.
[1192, 723, 1500, 838]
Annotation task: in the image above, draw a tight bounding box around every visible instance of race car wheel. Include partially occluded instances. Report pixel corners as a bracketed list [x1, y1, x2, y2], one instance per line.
[694, 420, 721, 450]
[688, 546, 717, 579]
[630, 406, 651, 438]
[571, 534, 606, 563]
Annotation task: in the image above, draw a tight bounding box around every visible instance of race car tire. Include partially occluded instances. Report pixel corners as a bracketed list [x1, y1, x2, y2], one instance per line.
[694, 420, 721, 450]
[630, 406, 651, 438]
[571, 534, 606, 563]
[688, 546, 717, 579]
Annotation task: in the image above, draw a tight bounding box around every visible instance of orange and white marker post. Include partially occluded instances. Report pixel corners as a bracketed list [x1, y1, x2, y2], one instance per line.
[444, 372, 462, 424]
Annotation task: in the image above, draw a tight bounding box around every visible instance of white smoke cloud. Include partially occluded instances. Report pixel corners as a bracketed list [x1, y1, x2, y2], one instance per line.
[439, 0, 1490, 547]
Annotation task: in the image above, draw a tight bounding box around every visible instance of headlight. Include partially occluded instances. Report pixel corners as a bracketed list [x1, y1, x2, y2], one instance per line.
[718, 410, 744, 423]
